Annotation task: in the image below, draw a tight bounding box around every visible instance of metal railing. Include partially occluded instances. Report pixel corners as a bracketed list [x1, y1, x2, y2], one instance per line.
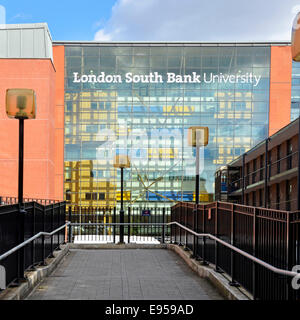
[171, 201, 300, 300]
[0, 201, 66, 289]
[68, 222, 170, 244]
[66, 218, 300, 300]
[0, 196, 61, 206]
[1, 201, 298, 300]
[229, 151, 299, 193]
[67, 206, 171, 243]
[169, 221, 298, 278]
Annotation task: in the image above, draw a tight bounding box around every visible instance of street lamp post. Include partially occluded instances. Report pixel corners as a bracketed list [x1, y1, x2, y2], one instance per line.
[188, 127, 209, 203]
[188, 126, 209, 259]
[114, 155, 130, 244]
[6, 88, 36, 281]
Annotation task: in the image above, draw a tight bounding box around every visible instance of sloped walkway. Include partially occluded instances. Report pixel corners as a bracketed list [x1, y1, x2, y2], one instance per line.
[27, 249, 223, 300]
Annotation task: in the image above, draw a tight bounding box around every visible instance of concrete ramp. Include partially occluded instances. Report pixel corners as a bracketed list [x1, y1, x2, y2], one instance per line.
[27, 249, 224, 300]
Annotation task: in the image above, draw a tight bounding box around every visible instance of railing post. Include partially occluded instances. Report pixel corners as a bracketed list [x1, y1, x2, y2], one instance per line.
[215, 202, 222, 273]
[253, 207, 258, 299]
[56, 204, 62, 250]
[62, 203, 67, 244]
[191, 204, 198, 259]
[113, 207, 116, 244]
[298, 118, 300, 210]
[17, 203, 26, 282]
[31, 202, 36, 268]
[41, 205, 46, 266]
[202, 205, 208, 265]
[128, 207, 131, 244]
[286, 213, 292, 300]
[170, 207, 173, 243]
[179, 205, 183, 246]
[242, 154, 246, 204]
[162, 207, 165, 244]
[174, 207, 177, 244]
[49, 204, 54, 258]
[68, 207, 72, 243]
[229, 203, 239, 287]
[264, 138, 269, 208]
[184, 205, 189, 251]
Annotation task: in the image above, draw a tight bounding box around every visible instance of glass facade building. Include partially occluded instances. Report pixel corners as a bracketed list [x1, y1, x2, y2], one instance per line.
[63, 44, 271, 209]
[291, 60, 300, 121]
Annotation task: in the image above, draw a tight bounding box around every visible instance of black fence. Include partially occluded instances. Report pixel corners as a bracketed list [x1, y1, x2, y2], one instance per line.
[171, 201, 300, 301]
[67, 206, 171, 244]
[0, 196, 61, 206]
[0, 201, 66, 288]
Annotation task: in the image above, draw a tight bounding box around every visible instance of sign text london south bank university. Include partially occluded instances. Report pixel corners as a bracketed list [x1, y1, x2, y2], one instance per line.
[73, 71, 261, 86]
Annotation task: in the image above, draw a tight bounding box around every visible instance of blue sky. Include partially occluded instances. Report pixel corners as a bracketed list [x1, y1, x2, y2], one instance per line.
[0, 0, 117, 40]
[1, 0, 300, 41]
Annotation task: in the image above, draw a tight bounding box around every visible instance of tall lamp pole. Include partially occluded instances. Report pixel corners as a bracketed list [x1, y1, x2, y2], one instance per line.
[6, 89, 37, 281]
[188, 127, 209, 203]
[188, 127, 209, 258]
[114, 155, 130, 244]
[18, 118, 24, 205]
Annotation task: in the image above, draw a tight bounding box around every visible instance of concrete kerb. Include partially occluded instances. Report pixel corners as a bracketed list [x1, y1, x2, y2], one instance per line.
[0, 244, 70, 300]
[167, 244, 252, 301]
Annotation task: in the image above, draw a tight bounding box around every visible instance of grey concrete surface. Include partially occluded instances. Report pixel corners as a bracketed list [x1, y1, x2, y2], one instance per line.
[26, 249, 224, 300]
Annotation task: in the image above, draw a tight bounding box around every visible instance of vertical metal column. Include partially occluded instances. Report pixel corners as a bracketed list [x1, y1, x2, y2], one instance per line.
[252, 207, 258, 299]
[31, 202, 36, 267]
[41, 205, 46, 266]
[297, 119, 300, 210]
[17, 119, 26, 282]
[119, 167, 124, 244]
[202, 206, 208, 265]
[49, 204, 54, 258]
[128, 207, 131, 244]
[242, 154, 246, 205]
[229, 203, 239, 287]
[215, 202, 222, 272]
[162, 208, 165, 244]
[195, 146, 200, 205]
[68, 207, 72, 243]
[286, 213, 292, 300]
[264, 139, 269, 208]
[18, 119, 24, 205]
[113, 207, 116, 244]
[192, 146, 200, 257]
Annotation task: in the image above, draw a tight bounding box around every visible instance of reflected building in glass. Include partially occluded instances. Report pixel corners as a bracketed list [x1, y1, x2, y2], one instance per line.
[60, 43, 281, 209]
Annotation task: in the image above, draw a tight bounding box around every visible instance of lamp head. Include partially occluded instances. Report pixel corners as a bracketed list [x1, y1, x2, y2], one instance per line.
[187, 127, 209, 147]
[6, 89, 36, 119]
[114, 155, 131, 169]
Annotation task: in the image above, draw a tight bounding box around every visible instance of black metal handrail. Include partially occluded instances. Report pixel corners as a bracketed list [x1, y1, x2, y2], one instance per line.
[171, 201, 300, 300]
[168, 222, 298, 278]
[0, 201, 66, 289]
[0, 222, 70, 263]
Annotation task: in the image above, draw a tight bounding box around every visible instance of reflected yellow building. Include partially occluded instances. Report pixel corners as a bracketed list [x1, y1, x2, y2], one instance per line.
[64, 90, 119, 209]
[64, 160, 117, 209]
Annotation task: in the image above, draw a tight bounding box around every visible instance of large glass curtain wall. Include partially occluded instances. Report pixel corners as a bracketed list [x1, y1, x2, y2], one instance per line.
[64, 45, 270, 208]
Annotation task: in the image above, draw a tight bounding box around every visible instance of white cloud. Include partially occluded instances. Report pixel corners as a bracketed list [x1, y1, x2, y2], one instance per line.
[94, 0, 300, 41]
[11, 13, 32, 20]
[94, 29, 112, 41]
